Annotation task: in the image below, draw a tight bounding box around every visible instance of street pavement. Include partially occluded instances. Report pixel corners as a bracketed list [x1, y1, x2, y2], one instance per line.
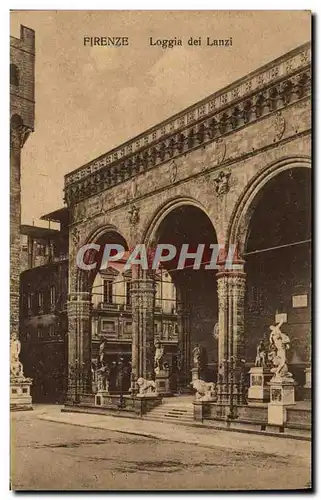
[10, 405, 311, 491]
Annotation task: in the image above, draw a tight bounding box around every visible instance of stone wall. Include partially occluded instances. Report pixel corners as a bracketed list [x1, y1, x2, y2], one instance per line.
[10, 26, 35, 337]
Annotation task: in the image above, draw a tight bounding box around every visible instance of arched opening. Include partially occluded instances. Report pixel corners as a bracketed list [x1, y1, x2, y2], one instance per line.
[243, 167, 311, 390]
[77, 229, 133, 394]
[148, 203, 219, 390]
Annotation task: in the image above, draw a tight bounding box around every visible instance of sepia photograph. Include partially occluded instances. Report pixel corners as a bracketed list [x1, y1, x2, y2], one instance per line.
[9, 9, 311, 491]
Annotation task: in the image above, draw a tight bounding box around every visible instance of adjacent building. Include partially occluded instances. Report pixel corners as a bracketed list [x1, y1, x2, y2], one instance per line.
[19, 208, 69, 402]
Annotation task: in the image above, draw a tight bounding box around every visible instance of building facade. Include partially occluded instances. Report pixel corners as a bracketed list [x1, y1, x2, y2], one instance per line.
[62, 43, 311, 404]
[19, 212, 69, 402]
[10, 25, 35, 409]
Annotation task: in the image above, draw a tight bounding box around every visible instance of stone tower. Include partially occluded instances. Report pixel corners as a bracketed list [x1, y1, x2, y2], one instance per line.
[10, 25, 35, 410]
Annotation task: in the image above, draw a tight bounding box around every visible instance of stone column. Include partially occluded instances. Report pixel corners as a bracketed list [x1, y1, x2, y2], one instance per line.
[67, 291, 92, 402]
[131, 269, 155, 383]
[216, 262, 247, 406]
[10, 125, 30, 338]
[176, 286, 191, 390]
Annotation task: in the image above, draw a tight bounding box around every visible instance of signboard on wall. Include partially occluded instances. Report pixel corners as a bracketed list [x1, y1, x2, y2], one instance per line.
[292, 294, 308, 308]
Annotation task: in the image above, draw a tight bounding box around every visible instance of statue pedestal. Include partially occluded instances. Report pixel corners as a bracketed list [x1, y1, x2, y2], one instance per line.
[95, 390, 110, 406]
[247, 367, 272, 403]
[303, 366, 311, 400]
[267, 376, 297, 426]
[155, 370, 171, 396]
[304, 366, 311, 389]
[10, 377, 33, 411]
[191, 367, 200, 382]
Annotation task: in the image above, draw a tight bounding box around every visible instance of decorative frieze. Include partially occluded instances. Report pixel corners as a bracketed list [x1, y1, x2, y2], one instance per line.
[64, 44, 311, 206]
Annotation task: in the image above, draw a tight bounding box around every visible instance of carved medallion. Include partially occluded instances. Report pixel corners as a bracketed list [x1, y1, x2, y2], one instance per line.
[272, 111, 286, 141]
[128, 205, 140, 226]
[213, 170, 231, 197]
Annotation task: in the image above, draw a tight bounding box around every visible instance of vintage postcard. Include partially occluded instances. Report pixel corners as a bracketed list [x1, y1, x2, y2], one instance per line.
[10, 10, 311, 491]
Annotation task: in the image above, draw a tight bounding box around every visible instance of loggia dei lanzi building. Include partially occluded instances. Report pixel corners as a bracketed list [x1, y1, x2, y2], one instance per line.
[62, 41, 311, 428]
[15, 34, 311, 428]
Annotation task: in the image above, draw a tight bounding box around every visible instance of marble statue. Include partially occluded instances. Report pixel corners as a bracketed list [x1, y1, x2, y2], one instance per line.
[154, 342, 164, 374]
[255, 340, 268, 367]
[98, 338, 106, 364]
[191, 379, 217, 402]
[218, 362, 224, 384]
[10, 333, 24, 378]
[268, 320, 292, 379]
[192, 345, 202, 368]
[136, 377, 157, 396]
[96, 362, 110, 392]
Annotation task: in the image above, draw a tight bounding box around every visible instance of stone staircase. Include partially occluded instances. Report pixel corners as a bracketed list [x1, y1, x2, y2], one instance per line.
[143, 397, 195, 426]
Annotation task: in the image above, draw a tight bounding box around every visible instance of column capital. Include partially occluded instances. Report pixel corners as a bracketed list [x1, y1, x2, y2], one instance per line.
[216, 268, 246, 283]
[68, 291, 92, 302]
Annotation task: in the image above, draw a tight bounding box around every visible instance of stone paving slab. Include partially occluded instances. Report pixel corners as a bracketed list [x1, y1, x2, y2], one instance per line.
[34, 406, 311, 463]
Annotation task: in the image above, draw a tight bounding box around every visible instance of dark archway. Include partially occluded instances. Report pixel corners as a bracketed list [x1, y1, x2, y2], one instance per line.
[244, 167, 311, 388]
[151, 204, 219, 387]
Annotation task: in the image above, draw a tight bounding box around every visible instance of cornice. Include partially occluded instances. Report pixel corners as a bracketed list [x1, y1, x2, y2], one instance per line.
[64, 43, 311, 206]
[69, 126, 310, 229]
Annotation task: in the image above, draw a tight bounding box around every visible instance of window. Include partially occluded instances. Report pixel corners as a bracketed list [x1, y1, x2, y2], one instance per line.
[37, 328, 43, 339]
[101, 320, 115, 333]
[103, 280, 113, 304]
[50, 285, 56, 305]
[36, 242, 46, 257]
[49, 324, 56, 337]
[10, 64, 19, 86]
[38, 291, 44, 309]
[126, 281, 131, 306]
[27, 294, 32, 309]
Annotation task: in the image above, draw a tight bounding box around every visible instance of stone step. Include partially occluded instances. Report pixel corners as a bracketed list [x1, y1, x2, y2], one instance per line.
[145, 402, 195, 425]
[150, 409, 193, 417]
[143, 415, 194, 425]
[153, 407, 193, 413]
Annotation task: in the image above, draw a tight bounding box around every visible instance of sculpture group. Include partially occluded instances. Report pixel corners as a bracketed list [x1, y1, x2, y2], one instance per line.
[254, 319, 293, 381]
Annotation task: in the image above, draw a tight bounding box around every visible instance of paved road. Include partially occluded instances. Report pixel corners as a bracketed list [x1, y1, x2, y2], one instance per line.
[11, 409, 311, 491]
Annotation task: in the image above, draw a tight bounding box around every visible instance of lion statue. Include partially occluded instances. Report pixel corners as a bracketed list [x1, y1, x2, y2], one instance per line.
[136, 377, 158, 397]
[191, 379, 217, 402]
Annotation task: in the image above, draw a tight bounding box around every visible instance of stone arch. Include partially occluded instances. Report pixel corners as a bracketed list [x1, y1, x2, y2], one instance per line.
[74, 223, 129, 295]
[139, 195, 220, 384]
[227, 155, 311, 254]
[141, 196, 216, 247]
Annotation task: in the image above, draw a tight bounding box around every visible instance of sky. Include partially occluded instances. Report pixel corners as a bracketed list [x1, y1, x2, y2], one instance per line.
[10, 10, 311, 226]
